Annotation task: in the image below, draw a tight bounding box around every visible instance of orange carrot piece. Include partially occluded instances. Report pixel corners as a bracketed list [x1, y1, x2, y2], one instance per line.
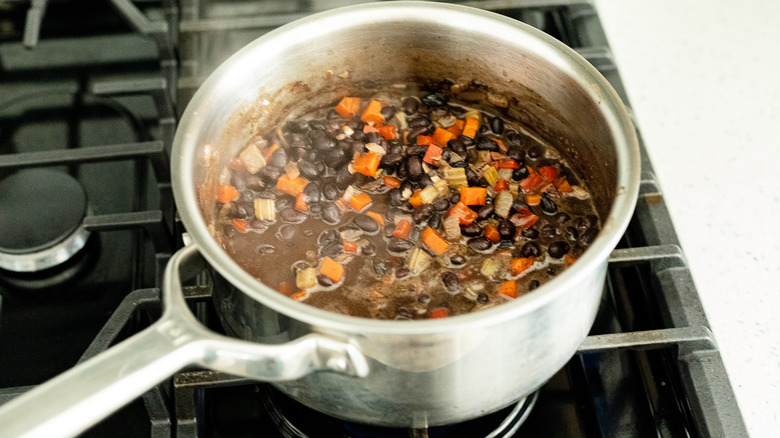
[498, 280, 517, 298]
[448, 119, 465, 137]
[494, 138, 507, 153]
[416, 135, 433, 146]
[231, 218, 248, 233]
[421, 227, 450, 255]
[422, 144, 443, 165]
[495, 159, 521, 169]
[462, 117, 480, 138]
[483, 224, 501, 243]
[263, 144, 279, 161]
[494, 179, 509, 192]
[430, 307, 448, 319]
[361, 100, 385, 124]
[539, 166, 558, 181]
[565, 254, 577, 267]
[378, 125, 397, 140]
[555, 178, 573, 193]
[276, 174, 310, 197]
[335, 97, 362, 118]
[432, 127, 455, 146]
[448, 201, 478, 225]
[460, 187, 487, 206]
[510, 257, 536, 276]
[393, 220, 412, 239]
[349, 193, 372, 211]
[295, 192, 308, 212]
[383, 175, 401, 188]
[291, 291, 307, 301]
[525, 194, 541, 206]
[320, 257, 344, 283]
[519, 173, 544, 193]
[408, 189, 423, 207]
[277, 281, 294, 296]
[218, 185, 239, 203]
[363, 124, 379, 134]
[366, 211, 385, 227]
[343, 240, 359, 254]
[353, 152, 381, 177]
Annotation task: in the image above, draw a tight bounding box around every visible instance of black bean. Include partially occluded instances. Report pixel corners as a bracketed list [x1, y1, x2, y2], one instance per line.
[521, 241, 541, 257]
[363, 132, 384, 145]
[465, 168, 481, 186]
[407, 145, 428, 157]
[389, 188, 404, 206]
[512, 166, 530, 181]
[476, 205, 494, 220]
[510, 197, 530, 214]
[231, 202, 252, 220]
[527, 145, 545, 159]
[450, 255, 466, 266]
[315, 162, 326, 175]
[387, 238, 414, 254]
[580, 227, 599, 245]
[309, 119, 326, 131]
[387, 140, 404, 155]
[284, 120, 309, 134]
[428, 212, 442, 230]
[334, 167, 355, 189]
[304, 149, 319, 162]
[303, 182, 321, 204]
[325, 148, 348, 168]
[408, 115, 431, 129]
[309, 130, 337, 150]
[381, 153, 404, 168]
[548, 241, 570, 258]
[490, 116, 504, 134]
[477, 292, 489, 304]
[528, 280, 540, 290]
[408, 226, 421, 242]
[396, 308, 413, 320]
[478, 124, 489, 135]
[412, 204, 434, 224]
[565, 226, 579, 241]
[309, 204, 322, 214]
[540, 195, 558, 215]
[422, 93, 447, 107]
[286, 133, 307, 149]
[402, 97, 419, 115]
[321, 203, 341, 224]
[554, 212, 571, 223]
[320, 241, 343, 257]
[374, 104, 394, 120]
[570, 246, 585, 257]
[475, 136, 499, 151]
[354, 214, 380, 233]
[442, 272, 460, 293]
[498, 219, 516, 240]
[297, 161, 319, 180]
[276, 224, 296, 240]
[506, 146, 524, 162]
[521, 227, 539, 239]
[275, 197, 293, 211]
[256, 244, 276, 256]
[432, 197, 449, 212]
[361, 242, 376, 256]
[395, 267, 410, 279]
[406, 156, 423, 181]
[449, 193, 461, 204]
[447, 138, 467, 156]
[322, 183, 340, 201]
[505, 130, 522, 147]
[317, 274, 333, 287]
[467, 236, 493, 252]
[458, 135, 475, 147]
[258, 166, 282, 185]
[461, 222, 481, 237]
[541, 224, 558, 239]
[450, 160, 468, 168]
[279, 208, 307, 224]
[417, 293, 431, 304]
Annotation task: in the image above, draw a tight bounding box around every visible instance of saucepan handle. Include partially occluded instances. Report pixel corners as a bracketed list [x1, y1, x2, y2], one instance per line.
[0, 244, 368, 438]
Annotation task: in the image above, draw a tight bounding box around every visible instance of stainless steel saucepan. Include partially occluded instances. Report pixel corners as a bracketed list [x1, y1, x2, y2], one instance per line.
[0, 2, 640, 437]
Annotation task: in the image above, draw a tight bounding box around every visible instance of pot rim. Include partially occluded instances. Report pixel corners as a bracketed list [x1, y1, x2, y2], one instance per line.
[172, 1, 640, 335]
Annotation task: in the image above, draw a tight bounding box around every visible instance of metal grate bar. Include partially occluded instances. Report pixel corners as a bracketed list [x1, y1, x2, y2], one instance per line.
[577, 326, 715, 355]
[84, 211, 173, 254]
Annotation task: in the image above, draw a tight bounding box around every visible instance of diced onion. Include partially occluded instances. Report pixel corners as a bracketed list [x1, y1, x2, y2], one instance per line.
[239, 144, 267, 174]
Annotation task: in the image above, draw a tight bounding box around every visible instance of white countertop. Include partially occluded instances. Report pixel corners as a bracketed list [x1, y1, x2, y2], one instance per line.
[595, 1, 780, 436]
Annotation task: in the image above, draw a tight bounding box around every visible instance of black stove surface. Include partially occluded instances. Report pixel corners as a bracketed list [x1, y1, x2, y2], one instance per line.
[0, 1, 747, 437]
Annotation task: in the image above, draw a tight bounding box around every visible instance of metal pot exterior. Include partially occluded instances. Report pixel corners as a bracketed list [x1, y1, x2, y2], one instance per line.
[174, 2, 640, 427]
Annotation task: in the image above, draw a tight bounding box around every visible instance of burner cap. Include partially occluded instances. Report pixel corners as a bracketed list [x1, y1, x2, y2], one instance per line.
[0, 169, 90, 272]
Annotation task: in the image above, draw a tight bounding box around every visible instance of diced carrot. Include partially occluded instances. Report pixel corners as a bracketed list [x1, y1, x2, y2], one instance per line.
[349, 193, 372, 211]
[454, 119, 466, 130]
[555, 178, 573, 193]
[495, 159, 521, 169]
[378, 125, 397, 140]
[460, 187, 487, 206]
[510, 257, 536, 275]
[483, 224, 501, 243]
[276, 174, 310, 197]
[366, 211, 385, 227]
[421, 227, 450, 255]
[494, 179, 509, 192]
[416, 135, 433, 146]
[422, 145, 443, 165]
[335, 97, 362, 118]
[526, 194, 541, 206]
[462, 117, 480, 138]
[408, 189, 423, 207]
[353, 152, 381, 177]
[448, 201, 478, 225]
[343, 240, 359, 254]
[430, 307, 448, 319]
[498, 280, 517, 298]
[320, 257, 344, 283]
[447, 122, 463, 137]
[263, 144, 279, 161]
[231, 218, 248, 233]
[519, 173, 544, 193]
[361, 100, 385, 124]
[383, 175, 401, 188]
[363, 124, 379, 134]
[539, 166, 558, 181]
[509, 208, 539, 229]
[291, 291, 307, 301]
[564, 254, 577, 267]
[277, 281, 294, 296]
[295, 192, 308, 212]
[494, 138, 507, 153]
[218, 185, 239, 203]
[393, 220, 412, 239]
[432, 127, 455, 146]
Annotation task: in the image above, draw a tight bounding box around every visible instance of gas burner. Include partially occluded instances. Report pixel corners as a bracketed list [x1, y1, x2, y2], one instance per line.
[258, 384, 538, 438]
[0, 169, 91, 273]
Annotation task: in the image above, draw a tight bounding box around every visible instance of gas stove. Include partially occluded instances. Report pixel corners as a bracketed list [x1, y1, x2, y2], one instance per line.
[0, 1, 748, 437]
